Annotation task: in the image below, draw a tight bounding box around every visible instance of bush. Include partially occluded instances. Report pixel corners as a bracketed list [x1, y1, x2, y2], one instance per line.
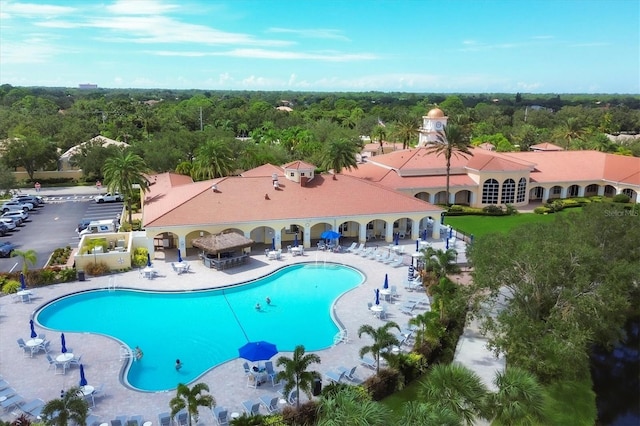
[482, 205, 504, 215]
[613, 193, 631, 203]
[393, 352, 428, 385]
[534, 206, 552, 214]
[1, 279, 20, 294]
[84, 261, 110, 276]
[448, 205, 464, 213]
[363, 367, 401, 401]
[505, 204, 519, 215]
[281, 400, 318, 426]
[39, 269, 57, 284]
[132, 247, 148, 267]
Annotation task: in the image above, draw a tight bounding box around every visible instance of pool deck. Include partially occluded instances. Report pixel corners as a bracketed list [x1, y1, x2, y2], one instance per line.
[0, 239, 467, 424]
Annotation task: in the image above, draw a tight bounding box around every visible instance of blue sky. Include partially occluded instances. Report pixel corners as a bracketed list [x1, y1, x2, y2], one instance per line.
[1, 0, 638, 93]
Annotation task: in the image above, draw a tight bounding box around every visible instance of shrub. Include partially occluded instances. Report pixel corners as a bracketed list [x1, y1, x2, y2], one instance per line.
[482, 205, 504, 215]
[448, 205, 464, 213]
[1, 279, 20, 294]
[84, 262, 110, 276]
[534, 206, 552, 214]
[281, 400, 318, 426]
[39, 269, 57, 284]
[505, 204, 519, 215]
[132, 247, 148, 267]
[60, 268, 77, 282]
[393, 352, 428, 385]
[613, 193, 631, 203]
[362, 367, 401, 401]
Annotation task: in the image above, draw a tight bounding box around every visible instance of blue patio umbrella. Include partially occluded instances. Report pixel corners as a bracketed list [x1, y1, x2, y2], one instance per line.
[293, 234, 298, 248]
[415, 240, 419, 252]
[79, 364, 87, 387]
[29, 319, 37, 339]
[238, 341, 278, 362]
[446, 238, 449, 250]
[394, 233, 399, 245]
[19, 272, 26, 290]
[320, 230, 341, 240]
[375, 288, 380, 305]
[383, 274, 389, 289]
[61, 333, 67, 353]
[177, 249, 183, 263]
[449, 227, 453, 239]
[146, 253, 152, 267]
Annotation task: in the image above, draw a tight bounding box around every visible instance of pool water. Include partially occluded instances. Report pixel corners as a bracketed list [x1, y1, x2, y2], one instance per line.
[36, 263, 363, 392]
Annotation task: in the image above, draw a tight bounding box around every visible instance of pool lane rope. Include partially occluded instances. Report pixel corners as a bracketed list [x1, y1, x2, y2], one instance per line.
[222, 290, 250, 342]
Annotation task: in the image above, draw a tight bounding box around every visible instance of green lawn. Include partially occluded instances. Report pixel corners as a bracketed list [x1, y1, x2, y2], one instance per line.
[444, 208, 582, 238]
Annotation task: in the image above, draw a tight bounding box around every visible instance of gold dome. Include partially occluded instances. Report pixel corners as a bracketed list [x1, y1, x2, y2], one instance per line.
[427, 108, 445, 118]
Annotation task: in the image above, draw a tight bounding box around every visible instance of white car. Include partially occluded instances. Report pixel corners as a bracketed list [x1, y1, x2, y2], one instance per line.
[95, 193, 123, 203]
[0, 217, 17, 230]
[2, 200, 33, 212]
[2, 210, 28, 224]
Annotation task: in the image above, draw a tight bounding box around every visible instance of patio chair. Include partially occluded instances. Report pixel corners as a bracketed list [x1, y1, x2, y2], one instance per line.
[259, 395, 280, 414]
[359, 247, 373, 257]
[242, 400, 260, 416]
[17, 338, 29, 357]
[0, 394, 25, 411]
[110, 415, 128, 426]
[69, 354, 82, 367]
[264, 361, 279, 386]
[89, 383, 105, 407]
[175, 410, 188, 426]
[212, 406, 229, 426]
[157, 412, 171, 426]
[278, 388, 298, 406]
[20, 399, 45, 418]
[360, 356, 377, 370]
[345, 242, 358, 252]
[333, 329, 349, 345]
[390, 285, 400, 300]
[376, 251, 390, 262]
[390, 256, 405, 267]
[0, 387, 16, 399]
[242, 361, 251, 375]
[352, 243, 365, 254]
[324, 369, 345, 383]
[127, 415, 144, 426]
[86, 415, 102, 426]
[46, 354, 68, 375]
[337, 366, 358, 381]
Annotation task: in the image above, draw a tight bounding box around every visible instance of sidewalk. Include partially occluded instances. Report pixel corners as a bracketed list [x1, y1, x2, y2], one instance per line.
[27, 185, 102, 197]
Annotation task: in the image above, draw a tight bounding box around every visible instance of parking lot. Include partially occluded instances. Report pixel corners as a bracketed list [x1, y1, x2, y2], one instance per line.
[0, 190, 124, 272]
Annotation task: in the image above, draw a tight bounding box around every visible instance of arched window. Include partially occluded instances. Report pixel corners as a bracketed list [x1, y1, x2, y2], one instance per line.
[516, 177, 527, 203]
[501, 179, 516, 204]
[482, 179, 499, 204]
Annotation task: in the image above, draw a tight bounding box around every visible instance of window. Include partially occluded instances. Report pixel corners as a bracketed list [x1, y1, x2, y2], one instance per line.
[516, 178, 527, 203]
[568, 185, 579, 197]
[501, 179, 516, 204]
[482, 179, 499, 204]
[290, 172, 295, 177]
[552, 186, 562, 195]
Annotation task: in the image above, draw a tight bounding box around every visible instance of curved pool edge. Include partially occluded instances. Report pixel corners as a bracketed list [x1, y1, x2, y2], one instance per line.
[33, 261, 366, 393]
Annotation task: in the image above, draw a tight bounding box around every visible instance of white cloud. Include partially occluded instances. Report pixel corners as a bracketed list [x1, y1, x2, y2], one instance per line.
[2, 1, 76, 16]
[213, 48, 378, 61]
[267, 27, 350, 41]
[106, 0, 180, 15]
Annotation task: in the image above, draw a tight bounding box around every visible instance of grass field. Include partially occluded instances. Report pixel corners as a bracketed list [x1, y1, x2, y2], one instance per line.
[443, 208, 581, 238]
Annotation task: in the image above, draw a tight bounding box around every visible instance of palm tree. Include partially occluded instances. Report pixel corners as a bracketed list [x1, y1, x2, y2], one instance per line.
[559, 117, 585, 149]
[422, 247, 461, 281]
[357, 321, 401, 373]
[489, 367, 547, 425]
[41, 386, 89, 426]
[190, 139, 234, 180]
[169, 382, 215, 425]
[317, 386, 393, 425]
[395, 117, 417, 149]
[371, 124, 387, 150]
[424, 123, 472, 206]
[420, 363, 490, 426]
[275, 344, 321, 409]
[408, 310, 446, 349]
[102, 150, 151, 224]
[11, 248, 37, 275]
[320, 138, 359, 178]
[84, 238, 106, 264]
[399, 401, 460, 426]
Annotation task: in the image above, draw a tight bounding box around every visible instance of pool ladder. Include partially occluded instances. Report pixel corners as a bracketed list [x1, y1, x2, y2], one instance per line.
[108, 277, 117, 291]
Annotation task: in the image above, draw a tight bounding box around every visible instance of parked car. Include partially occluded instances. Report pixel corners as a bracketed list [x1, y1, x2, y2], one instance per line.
[0, 217, 17, 231]
[0, 241, 15, 257]
[0, 223, 7, 237]
[2, 200, 33, 212]
[2, 210, 28, 224]
[76, 218, 92, 233]
[95, 193, 123, 203]
[12, 194, 44, 206]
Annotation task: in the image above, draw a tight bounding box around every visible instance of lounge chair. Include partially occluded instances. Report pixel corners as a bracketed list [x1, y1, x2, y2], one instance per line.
[20, 399, 45, 417]
[337, 366, 358, 381]
[390, 256, 405, 267]
[278, 388, 298, 406]
[360, 356, 377, 370]
[174, 410, 188, 426]
[264, 361, 279, 386]
[0, 379, 9, 391]
[86, 414, 102, 426]
[212, 406, 229, 425]
[127, 415, 144, 426]
[242, 400, 260, 416]
[376, 251, 390, 262]
[157, 412, 171, 426]
[0, 387, 16, 399]
[345, 242, 358, 252]
[333, 329, 349, 345]
[259, 395, 280, 413]
[111, 415, 128, 426]
[324, 369, 345, 383]
[366, 249, 378, 259]
[1, 394, 25, 411]
[359, 247, 373, 257]
[352, 243, 365, 254]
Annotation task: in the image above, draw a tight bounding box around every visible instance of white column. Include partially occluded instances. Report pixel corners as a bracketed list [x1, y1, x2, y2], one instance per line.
[359, 223, 367, 243]
[432, 220, 441, 239]
[303, 224, 311, 248]
[578, 186, 585, 197]
[178, 235, 186, 256]
[385, 221, 393, 243]
[543, 187, 550, 201]
[560, 187, 567, 198]
[429, 193, 435, 204]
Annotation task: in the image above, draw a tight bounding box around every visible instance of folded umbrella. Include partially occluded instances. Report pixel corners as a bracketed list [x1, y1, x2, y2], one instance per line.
[30, 319, 37, 339]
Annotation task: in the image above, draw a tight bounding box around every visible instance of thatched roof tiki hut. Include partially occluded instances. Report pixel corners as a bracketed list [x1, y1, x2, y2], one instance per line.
[192, 232, 254, 270]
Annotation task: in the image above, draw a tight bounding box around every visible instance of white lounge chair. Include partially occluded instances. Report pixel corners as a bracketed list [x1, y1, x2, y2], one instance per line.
[242, 400, 260, 416]
[359, 247, 373, 257]
[333, 329, 350, 345]
[352, 243, 365, 254]
[212, 406, 229, 425]
[260, 395, 280, 413]
[157, 413, 171, 426]
[390, 256, 405, 267]
[337, 366, 358, 381]
[20, 398, 45, 418]
[345, 242, 358, 252]
[376, 251, 390, 262]
[360, 356, 377, 370]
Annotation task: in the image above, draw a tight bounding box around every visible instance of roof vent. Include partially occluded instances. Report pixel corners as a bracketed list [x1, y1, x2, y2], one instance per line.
[272, 173, 278, 181]
[211, 184, 218, 192]
[273, 181, 280, 189]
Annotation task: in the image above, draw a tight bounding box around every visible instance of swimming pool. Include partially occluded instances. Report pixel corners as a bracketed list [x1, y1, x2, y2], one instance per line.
[35, 263, 363, 392]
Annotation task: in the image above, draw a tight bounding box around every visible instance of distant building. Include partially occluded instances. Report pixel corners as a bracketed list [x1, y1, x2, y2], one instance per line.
[78, 83, 98, 90]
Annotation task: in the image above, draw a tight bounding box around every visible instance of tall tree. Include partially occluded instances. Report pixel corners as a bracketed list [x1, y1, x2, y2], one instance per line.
[275, 345, 321, 409]
[320, 138, 359, 178]
[190, 139, 234, 180]
[424, 123, 473, 206]
[394, 116, 417, 149]
[169, 383, 215, 425]
[558, 117, 585, 149]
[317, 386, 393, 426]
[41, 386, 89, 426]
[102, 150, 151, 224]
[11, 249, 37, 275]
[371, 124, 387, 150]
[358, 321, 401, 373]
[1, 136, 58, 180]
[420, 363, 491, 426]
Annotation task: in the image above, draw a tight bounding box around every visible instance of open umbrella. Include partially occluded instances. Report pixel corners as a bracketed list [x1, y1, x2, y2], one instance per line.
[29, 319, 37, 338]
[293, 234, 298, 248]
[61, 333, 67, 353]
[79, 364, 87, 387]
[146, 253, 152, 267]
[238, 341, 278, 362]
[19, 272, 26, 290]
[375, 288, 380, 305]
[321, 230, 341, 240]
[383, 274, 389, 289]
[177, 249, 183, 263]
